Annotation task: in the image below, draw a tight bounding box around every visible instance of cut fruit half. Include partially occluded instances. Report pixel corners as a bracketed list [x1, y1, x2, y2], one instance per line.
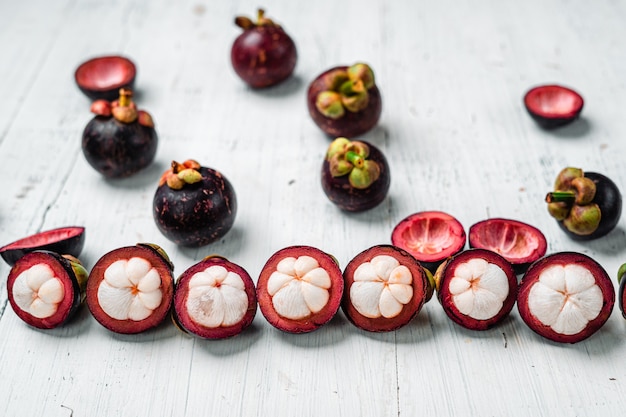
[523, 84, 584, 129]
[74, 55, 137, 101]
[0, 226, 85, 266]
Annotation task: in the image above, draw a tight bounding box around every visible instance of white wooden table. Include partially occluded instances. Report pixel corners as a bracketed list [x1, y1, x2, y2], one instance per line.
[2, 1, 626, 416]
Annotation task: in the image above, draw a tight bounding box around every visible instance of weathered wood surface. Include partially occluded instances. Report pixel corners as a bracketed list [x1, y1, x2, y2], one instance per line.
[1, 0, 626, 416]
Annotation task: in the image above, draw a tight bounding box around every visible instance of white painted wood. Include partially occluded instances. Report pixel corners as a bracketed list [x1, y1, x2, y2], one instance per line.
[1, 0, 626, 416]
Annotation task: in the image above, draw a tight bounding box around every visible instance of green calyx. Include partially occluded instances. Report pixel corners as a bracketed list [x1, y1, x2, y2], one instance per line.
[326, 137, 380, 189]
[315, 63, 376, 119]
[160, 160, 203, 190]
[618, 263, 626, 284]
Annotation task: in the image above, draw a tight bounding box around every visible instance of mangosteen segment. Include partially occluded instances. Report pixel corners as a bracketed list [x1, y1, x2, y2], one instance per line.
[12, 263, 66, 319]
[523, 84, 584, 129]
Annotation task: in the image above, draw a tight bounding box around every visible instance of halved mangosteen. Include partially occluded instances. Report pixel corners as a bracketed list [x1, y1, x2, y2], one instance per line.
[173, 256, 257, 339]
[391, 211, 466, 273]
[617, 264, 626, 319]
[0, 226, 85, 266]
[7, 251, 88, 329]
[435, 248, 517, 330]
[342, 245, 433, 332]
[468, 218, 547, 274]
[256, 246, 343, 333]
[75, 55, 137, 101]
[523, 84, 584, 129]
[518, 252, 614, 343]
[86, 243, 174, 334]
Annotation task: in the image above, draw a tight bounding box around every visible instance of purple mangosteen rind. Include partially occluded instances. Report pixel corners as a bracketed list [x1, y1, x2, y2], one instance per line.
[523, 84, 584, 129]
[0, 226, 85, 267]
[518, 252, 615, 343]
[74, 55, 137, 101]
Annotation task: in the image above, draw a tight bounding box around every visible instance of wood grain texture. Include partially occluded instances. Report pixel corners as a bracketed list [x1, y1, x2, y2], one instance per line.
[1, 0, 626, 416]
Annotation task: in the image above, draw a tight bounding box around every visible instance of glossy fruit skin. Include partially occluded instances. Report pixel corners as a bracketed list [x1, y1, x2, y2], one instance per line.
[557, 172, 622, 240]
[74, 56, 137, 101]
[342, 245, 430, 332]
[436, 248, 517, 331]
[173, 257, 257, 339]
[517, 252, 615, 343]
[7, 251, 86, 329]
[523, 84, 584, 129]
[82, 116, 158, 178]
[153, 167, 237, 247]
[619, 275, 626, 319]
[391, 211, 466, 273]
[231, 24, 297, 88]
[0, 226, 85, 266]
[256, 245, 344, 333]
[469, 218, 547, 274]
[321, 141, 390, 212]
[86, 244, 175, 334]
[307, 66, 382, 138]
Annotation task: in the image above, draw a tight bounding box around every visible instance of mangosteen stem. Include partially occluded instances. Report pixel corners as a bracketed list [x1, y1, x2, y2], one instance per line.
[118, 88, 133, 107]
[545, 191, 575, 204]
[346, 151, 365, 169]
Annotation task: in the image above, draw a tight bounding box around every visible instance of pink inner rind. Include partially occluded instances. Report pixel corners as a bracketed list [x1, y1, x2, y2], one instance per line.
[75, 56, 136, 92]
[524, 85, 583, 119]
[0, 227, 84, 251]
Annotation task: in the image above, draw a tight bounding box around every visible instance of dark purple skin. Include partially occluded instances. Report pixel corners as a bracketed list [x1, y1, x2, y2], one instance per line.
[321, 141, 390, 212]
[153, 167, 237, 247]
[82, 116, 158, 178]
[620, 276, 626, 319]
[307, 66, 382, 138]
[0, 226, 85, 266]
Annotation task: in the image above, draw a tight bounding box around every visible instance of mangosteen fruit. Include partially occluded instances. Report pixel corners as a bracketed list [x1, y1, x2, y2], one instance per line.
[342, 245, 433, 332]
[0, 226, 85, 266]
[523, 84, 584, 129]
[74, 55, 137, 101]
[546, 167, 622, 240]
[7, 251, 88, 329]
[86, 243, 174, 334]
[518, 252, 614, 343]
[391, 211, 466, 273]
[307, 63, 382, 137]
[173, 256, 257, 339]
[321, 137, 390, 212]
[231, 9, 297, 88]
[617, 263, 626, 319]
[256, 245, 344, 333]
[82, 88, 157, 178]
[435, 248, 517, 331]
[468, 218, 547, 274]
[153, 160, 237, 247]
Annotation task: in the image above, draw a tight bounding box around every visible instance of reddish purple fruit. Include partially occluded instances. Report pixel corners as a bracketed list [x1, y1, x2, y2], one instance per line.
[82, 88, 157, 178]
[518, 252, 614, 343]
[257, 246, 344, 333]
[74, 55, 137, 101]
[231, 9, 297, 88]
[391, 211, 466, 273]
[153, 160, 237, 247]
[469, 218, 547, 274]
[173, 256, 257, 339]
[7, 251, 88, 329]
[321, 137, 390, 212]
[546, 167, 622, 240]
[307, 63, 382, 137]
[435, 248, 517, 330]
[86, 243, 175, 334]
[523, 84, 584, 129]
[0, 226, 85, 266]
[617, 264, 626, 319]
[342, 245, 433, 332]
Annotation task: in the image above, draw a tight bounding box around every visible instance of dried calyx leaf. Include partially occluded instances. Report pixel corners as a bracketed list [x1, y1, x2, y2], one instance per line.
[159, 160, 203, 190]
[326, 137, 380, 189]
[111, 88, 138, 123]
[315, 63, 376, 119]
[235, 9, 280, 29]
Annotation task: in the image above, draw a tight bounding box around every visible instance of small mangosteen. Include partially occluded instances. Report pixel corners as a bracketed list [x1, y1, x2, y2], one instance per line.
[617, 263, 626, 319]
[321, 137, 390, 212]
[256, 245, 343, 333]
[546, 167, 622, 240]
[435, 248, 517, 331]
[153, 160, 237, 247]
[7, 251, 88, 329]
[391, 211, 466, 273]
[74, 55, 137, 101]
[518, 252, 614, 343]
[342, 245, 433, 332]
[307, 63, 382, 137]
[173, 255, 257, 339]
[82, 88, 157, 178]
[86, 243, 174, 334]
[0, 226, 85, 266]
[468, 218, 547, 274]
[523, 84, 584, 129]
[231, 9, 297, 88]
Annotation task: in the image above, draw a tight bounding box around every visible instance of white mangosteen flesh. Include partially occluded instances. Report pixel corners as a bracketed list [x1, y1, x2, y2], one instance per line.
[12, 263, 64, 319]
[267, 256, 331, 320]
[448, 258, 509, 320]
[527, 264, 603, 335]
[97, 257, 163, 321]
[186, 265, 248, 327]
[350, 255, 413, 318]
